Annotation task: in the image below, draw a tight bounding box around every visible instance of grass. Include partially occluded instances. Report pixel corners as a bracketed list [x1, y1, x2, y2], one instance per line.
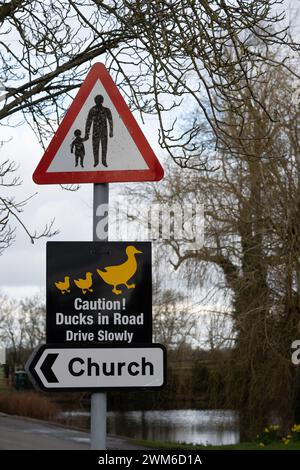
[134, 439, 300, 450]
[0, 391, 60, 420]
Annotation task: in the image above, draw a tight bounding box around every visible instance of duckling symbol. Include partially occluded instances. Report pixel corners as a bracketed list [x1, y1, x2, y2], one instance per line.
[97, 246, 142, 295]
[55, 276, 71, 294]
[74, 272, 93, 294]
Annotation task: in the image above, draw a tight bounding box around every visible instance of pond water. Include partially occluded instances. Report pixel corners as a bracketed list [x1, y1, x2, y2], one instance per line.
[60, 409, 239, 446]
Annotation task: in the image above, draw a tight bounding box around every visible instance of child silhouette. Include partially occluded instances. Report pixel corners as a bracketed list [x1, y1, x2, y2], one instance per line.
[71, 129, 87, 168]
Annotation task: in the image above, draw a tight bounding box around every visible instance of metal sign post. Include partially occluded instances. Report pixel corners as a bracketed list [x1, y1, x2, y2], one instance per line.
[91, 182, 108, 450]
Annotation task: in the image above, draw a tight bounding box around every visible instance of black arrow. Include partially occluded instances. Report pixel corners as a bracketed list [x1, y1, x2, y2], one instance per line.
[40, 353, 59, 383]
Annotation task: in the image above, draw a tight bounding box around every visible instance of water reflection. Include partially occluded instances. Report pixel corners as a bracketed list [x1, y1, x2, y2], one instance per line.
[60, 409, 239, 446]
[107, 410, 239, 446]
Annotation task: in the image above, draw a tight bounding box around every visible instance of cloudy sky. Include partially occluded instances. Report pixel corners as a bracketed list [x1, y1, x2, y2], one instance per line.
[0, 98, 163, 298]
[0, 0, 299, 300]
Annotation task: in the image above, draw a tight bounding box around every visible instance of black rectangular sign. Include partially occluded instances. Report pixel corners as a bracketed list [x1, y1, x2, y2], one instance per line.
[46, 242, 152, 344]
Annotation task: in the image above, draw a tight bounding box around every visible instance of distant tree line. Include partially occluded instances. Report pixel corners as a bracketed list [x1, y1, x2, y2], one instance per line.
[0, 294, 45, 370]
[127, 61, 300, 438]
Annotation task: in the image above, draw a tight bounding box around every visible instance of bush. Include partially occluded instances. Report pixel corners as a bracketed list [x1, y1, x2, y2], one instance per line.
[256, 425, 280, 446]
[0, 392, 60, 420]
[256, 423, 300, 446]
[282, 424, 300, 445]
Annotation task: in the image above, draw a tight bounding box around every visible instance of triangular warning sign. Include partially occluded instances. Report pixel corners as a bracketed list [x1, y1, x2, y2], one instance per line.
[33, 63, 164, 185]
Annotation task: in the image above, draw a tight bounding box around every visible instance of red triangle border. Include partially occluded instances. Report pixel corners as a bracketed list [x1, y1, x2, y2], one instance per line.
[33, 63, 164, 184]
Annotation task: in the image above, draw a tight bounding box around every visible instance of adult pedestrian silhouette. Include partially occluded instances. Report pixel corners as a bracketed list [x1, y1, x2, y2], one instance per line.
[85, 95, 113, 167]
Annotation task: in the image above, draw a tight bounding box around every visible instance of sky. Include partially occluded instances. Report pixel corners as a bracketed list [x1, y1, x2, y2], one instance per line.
[0, 106, 163, 299]
[0, 0, 299, 302]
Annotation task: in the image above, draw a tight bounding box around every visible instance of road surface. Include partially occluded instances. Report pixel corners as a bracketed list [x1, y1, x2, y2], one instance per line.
[0, 413, 148, 450]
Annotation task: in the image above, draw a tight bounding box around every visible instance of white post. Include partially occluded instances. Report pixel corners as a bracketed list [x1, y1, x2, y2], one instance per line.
[91, 183, 108, 450]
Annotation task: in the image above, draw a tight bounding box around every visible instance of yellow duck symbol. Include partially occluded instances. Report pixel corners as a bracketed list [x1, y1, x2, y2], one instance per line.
[74, 272, 93, 294]
[97, 246, 142, 295]
[55, 276, 71, 294]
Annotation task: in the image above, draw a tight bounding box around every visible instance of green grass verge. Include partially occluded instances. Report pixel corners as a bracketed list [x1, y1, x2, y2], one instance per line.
[134, 439, 300, 450]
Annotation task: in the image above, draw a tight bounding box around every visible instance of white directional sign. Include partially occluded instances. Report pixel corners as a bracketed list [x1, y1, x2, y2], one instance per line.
[26, 344, 166, 391]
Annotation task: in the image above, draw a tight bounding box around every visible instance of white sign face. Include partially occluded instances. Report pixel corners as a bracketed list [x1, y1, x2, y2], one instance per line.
[47, 80, 149, 174]
[0, 348, 5, 364]
[33, 63, 164, 185]
[27, 345, 166, 391]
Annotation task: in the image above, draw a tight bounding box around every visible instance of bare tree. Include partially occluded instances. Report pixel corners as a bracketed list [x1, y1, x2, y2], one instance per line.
[0, 142, 58, 254]
[0, 1, 297, 152]
[127, 62, 300, 438]
[20, 293, 46, 349]
[0, 296, 24, 366]
[0, 1, 298, 252]
[0, 293, 46, 369]
[203, 309, 234, 351]
[153, 288, 197, 350]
